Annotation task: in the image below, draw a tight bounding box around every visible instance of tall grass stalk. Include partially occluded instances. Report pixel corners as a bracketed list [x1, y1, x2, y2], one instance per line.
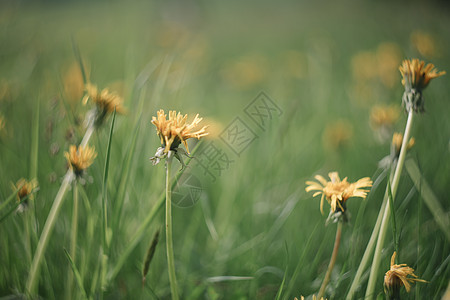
[365, 110, 415, 299]
[165, 154, 179, 300]
[317, 221, 343, 299]
[26, 170, 74, 295]
[107, 142, 201, 283]
[67, 182, 79, 300]
[26, 120, 95, 295]
[346, 170, 393, 300]
[100, 109, 116, 295]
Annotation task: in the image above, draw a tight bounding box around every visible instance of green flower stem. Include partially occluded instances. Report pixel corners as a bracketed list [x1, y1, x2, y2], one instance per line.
[318, 221, 343, 299]
[365, 110, 415, 299]
[26, 171, 74, 295]
[346, 168, 394, 300]
[26, 122, 95, 296]
[166, 154, 179, 300]
[67, 182, 79, 300]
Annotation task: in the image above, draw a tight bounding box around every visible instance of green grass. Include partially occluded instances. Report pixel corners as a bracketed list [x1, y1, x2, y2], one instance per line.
[0, 0, 449, 299]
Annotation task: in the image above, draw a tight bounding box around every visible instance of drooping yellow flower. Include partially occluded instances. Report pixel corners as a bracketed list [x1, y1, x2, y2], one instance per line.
[399, 59, 445, 91]
[305, 172, 372, 214]
[82, 83, 125, 117]
[14, 178, 38, 202]
[151, 109, 209, 154]
[384, 252, 427, 295]
[64, 145, 97, 176]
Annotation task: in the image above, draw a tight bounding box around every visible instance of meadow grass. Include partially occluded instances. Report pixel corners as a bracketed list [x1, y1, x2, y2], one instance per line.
[0, 1, 449, 299]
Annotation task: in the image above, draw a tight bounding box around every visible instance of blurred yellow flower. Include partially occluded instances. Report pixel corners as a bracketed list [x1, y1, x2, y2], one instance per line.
[82, 83, 125, 115]
[151, 110, 209, 154]
[411, 30, 437, 58]
[14, 178, 38, 202]
[306, 172, 372, 214]
[370, 105, 400, 129]
[384, 252, 427, 295]
[63, 62, 86, 104]
[322, 120, 353, 150]
[376, 43, 402, 88]
[221, 55, 268, 89]
[392, 132, 415, 156]
[64, 145, 97, 176]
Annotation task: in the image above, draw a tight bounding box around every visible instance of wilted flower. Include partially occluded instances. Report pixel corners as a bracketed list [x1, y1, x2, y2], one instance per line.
[64, 145, 97, 177]
[150, 110, 209, 166]
[82, 83, 125, 126]
[305, 172, 372, 215]
[384, 252, 427, 298]
[399, 59, 445, 113]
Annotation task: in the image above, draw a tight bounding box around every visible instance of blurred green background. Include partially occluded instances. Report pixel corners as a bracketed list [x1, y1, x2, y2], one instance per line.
[0, 0, 449, 299]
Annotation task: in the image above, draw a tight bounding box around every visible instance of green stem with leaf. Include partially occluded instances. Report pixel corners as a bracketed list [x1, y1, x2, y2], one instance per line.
[365, 110, 414, 299]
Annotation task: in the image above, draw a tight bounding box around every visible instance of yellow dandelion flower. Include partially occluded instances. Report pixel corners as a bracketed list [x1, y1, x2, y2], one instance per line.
[82, 83, 125, 124]
[14, 178, 38, 202]
[392, 132, 415, 157]
[151, 109, 209, 154]
[306, 172, 372, 214]
[384, 251, 427, 296]
[399, 59, 445, 113]
[400, 59, 445, 91]
[64, 145, 97, 176]
[411, 30, 437, 58]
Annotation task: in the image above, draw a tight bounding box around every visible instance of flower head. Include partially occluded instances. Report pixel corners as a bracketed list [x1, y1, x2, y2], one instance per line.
[82, 83, 125, 126]
[399, 59, 445, 113]
[305, 172, 372, 215]
[64, 145, 97, 176]
[150, 110, 209, 167]
[384, 252, 427, 297]
[391, 132, 415, 157]
[296, 295, 326, 300]
[151, 110, 209, 154]
[14, 178, 38, 203]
